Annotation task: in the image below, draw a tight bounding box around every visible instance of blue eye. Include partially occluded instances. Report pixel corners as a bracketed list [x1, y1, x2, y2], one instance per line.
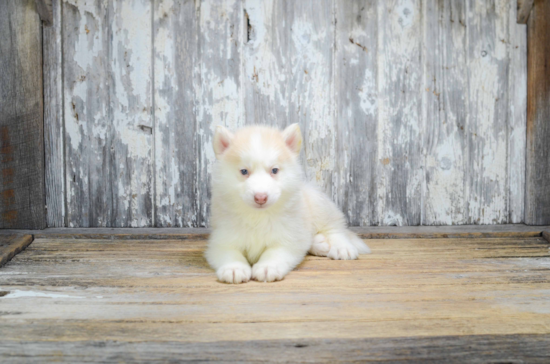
[240, 169, 248, 176]
[271, 168, 279, 174]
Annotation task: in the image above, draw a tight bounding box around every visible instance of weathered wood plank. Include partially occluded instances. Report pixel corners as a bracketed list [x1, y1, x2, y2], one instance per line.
[153, 0, 200, 227]
[377, 0, 423, 226]
[0, 235, 33, 267]
[110, 0, 153, 227]
[423, 0, 467, 225]
[0, 224, 549, 240]
[333, 0, 378, 226]
[44, 0, 64, 227]
[508, 2, 527, 224]
[196, 0, 244, 227]
[0, 0, 46, 229]
[0, 236, 549, 358]
[243, 0, 335, 195]
[1, 335, 549, 363]
[525, 0, 550, 225]
[465, 0, 510, 224]
[543, 231, 550, 243]
[63, 0, 153, 227]
[517, 0, 534, 24]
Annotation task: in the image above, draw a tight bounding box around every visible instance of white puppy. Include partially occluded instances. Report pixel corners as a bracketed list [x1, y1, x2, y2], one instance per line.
[205, 124, 370, 284]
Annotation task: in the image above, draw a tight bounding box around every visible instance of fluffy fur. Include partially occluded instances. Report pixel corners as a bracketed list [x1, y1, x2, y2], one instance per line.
[205, 124, 371, 284]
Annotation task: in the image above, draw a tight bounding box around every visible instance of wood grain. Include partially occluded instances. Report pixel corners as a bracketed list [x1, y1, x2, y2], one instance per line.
[43, 0, 527, 227]
[508, 1, 528, 223]
[525, 0, 550, 225]
[153, 0, 199, 228]
[1, 224, 549, 240]
[465, 0, 510, 224]
[63, 0, 153, 227]
[0, 235, 549, 361]
[1, 335, 548, 363]
[377, 0, 423, 226]
[0, 235, 33, 267]
[334, 0, 378, 226]
[423, 0, 467, 225]
[0, 0, 46, 229]
[44, 0, 64, 227]
[517, 0, 534, 24]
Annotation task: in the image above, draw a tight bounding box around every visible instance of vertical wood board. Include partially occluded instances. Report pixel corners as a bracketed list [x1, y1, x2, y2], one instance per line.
[41, 0, 528, 227]
[0, 0, 46, 229]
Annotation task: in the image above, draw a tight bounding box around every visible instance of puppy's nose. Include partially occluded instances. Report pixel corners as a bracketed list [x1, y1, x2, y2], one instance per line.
[254, 193, 268, 205]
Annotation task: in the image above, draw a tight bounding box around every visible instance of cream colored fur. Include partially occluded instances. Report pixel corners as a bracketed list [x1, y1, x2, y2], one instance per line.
[205, 124, 370, 284]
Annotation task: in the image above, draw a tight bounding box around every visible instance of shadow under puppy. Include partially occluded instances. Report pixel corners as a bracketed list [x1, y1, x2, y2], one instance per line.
[205, 124, 370, 284]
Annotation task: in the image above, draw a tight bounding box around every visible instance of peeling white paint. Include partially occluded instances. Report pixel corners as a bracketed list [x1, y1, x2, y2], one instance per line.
[2, 290, 85, 299]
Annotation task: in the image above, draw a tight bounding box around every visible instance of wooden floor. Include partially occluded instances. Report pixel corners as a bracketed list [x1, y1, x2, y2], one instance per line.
[1, 233, 550, 362]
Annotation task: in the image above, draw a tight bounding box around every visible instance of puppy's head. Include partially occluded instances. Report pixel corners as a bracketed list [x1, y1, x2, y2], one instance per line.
[212, 124, 303, 210]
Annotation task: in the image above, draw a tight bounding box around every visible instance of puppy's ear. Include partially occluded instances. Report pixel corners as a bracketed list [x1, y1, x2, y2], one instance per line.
[282, 123, 302, 154]
[213, 125, 233, 158]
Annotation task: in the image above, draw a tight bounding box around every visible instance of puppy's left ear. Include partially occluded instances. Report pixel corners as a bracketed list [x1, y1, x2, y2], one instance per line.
[282, 123, 302, 154]
[213, 125, 234, 158]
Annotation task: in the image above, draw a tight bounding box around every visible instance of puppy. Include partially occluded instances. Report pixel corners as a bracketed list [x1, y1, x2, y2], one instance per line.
[205, 124, 370, 284]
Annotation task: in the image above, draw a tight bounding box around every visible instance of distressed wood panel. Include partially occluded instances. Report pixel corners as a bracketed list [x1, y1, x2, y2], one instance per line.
[423, 0, 467, 225]
[63, 0, 153, 227]
[508, 3, 527, 223]
[333, 0, 378, 226]
[525, 0, 550, 225]
[0, 0, 46, 229]
[196, 0, 245, 227]
[465, 0, 510, 224]
[153, 0, 200, 228]
[376, 0, 424, 226]
[44, 0, 64, 227]
[46, 0, 527, 227]
[243, 0, 335, 194]
[154, 0, 243, 227]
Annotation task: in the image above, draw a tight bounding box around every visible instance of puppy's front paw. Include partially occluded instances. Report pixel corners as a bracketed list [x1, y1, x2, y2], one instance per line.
[309, 234, 330, 256]
[216, 263, 252, 284]
[252, 263, 287, 282]
[327, 245, 359, 260]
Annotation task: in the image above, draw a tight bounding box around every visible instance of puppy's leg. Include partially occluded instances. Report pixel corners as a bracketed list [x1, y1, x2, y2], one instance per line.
[252, 246, 305, 282]
[309, 233, 330, 256]
[205, 246, 251, 284]
[325, 231, 359, 260]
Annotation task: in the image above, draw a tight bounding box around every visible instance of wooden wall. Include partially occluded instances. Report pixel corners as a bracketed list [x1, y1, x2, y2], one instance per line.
[44, 0, 528, 228]
[0, 0, 46, 229]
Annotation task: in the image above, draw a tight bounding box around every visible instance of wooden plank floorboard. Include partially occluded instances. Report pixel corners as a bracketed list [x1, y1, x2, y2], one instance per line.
[0, 236, 549, 362]
[2, 224, 550, 240]
[0, 235, 33, 268]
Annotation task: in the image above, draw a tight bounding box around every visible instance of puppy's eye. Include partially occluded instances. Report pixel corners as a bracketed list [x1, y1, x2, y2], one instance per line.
[271, 168, 279, 175]
[240, 169, 248, 176]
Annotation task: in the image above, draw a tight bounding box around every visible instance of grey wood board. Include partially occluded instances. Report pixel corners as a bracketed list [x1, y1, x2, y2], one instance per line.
[423, 0, 467, 225]
[333, 0, 378, 226]
[525, 0, 550, 225]
[465, 0, 510, 224]
[44, 0, 64, 227]
[507, 2, 527, 224]
[0, 0, 46, 229]
[153, 0, 199, 228]
[44, 0, 527, 227]
[0, 235, 33, 267]
[2, 224, 550, 241]
[1, 335, 550, 363]
[62, 0, 153, 228]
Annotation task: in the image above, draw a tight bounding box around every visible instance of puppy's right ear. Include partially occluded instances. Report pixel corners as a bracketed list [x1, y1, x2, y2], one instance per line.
[213, 125, 233, 158]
